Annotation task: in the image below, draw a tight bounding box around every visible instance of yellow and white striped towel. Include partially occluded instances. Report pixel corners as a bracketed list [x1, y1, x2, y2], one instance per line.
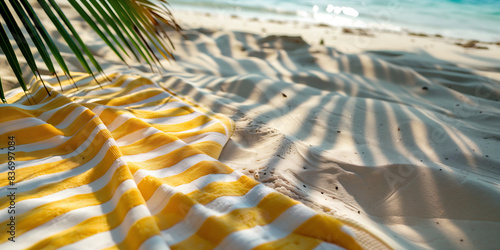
[0, 73, 381, 249]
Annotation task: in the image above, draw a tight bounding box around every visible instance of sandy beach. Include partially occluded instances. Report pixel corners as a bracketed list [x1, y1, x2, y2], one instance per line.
[165, 11, 500, 249]
[155, 10, 500, 249]
[2, 3, 500, 249]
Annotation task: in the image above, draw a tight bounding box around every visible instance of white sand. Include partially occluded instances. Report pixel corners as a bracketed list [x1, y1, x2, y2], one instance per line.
[3, 5, 500, 249]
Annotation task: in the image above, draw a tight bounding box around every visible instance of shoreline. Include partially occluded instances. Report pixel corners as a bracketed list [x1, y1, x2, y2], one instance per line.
[172, 9, 500, 72]
[172, 8, 500, 46]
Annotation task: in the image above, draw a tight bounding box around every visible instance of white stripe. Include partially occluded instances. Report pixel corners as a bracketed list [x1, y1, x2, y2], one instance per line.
[91, 105, 106, 117]
[120, 83, 158, 96]
[71, 74, 104, 88]
[36, 102, 73, 121]
[147, 171, 243, 214]
[0, 159, 128, 220]
[174, 172, 243, 197]
[169, 119, 221, 135]
[215, 204, 317, 250]
[178, 131, 227, 146]
[115, 126, 226, 150]
[121, 139, 186, 163]
[115, 91, 172, 108]
[0, 104, 104, 155]
[105, 110, 205, 134]
[133, 154, 215, 184]
[132, 99, 187, 112]
[68, 87, 121, 98]
[313, 242, 346, 250]
[141, 111, 203, 125]
[161, 184, 275, 245]
[2, 180, 137, 249]
[341, 225, 356, 238]
[139, 235, 170, 250]
[119, 76, 139, 89]
[106, 113, 137, 132]
[58, 205, 152, 250]
[74, 86, 122, 98]
[54, 106, 90, 129]
[0, 90, 64, 110]
[11, 137, 121, 192]
[0, 123, 107, 172]
[84, 82, 158, 102]
[0, 117, 47, 134]
[4, 86, 24, 99]
[115, 127, 161, 147]
[3, 134, 67, 154]
[0, 113, 99, 154]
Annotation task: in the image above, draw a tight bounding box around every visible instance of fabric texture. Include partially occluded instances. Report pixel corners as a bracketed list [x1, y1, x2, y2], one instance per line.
[0, 73, 384, 249]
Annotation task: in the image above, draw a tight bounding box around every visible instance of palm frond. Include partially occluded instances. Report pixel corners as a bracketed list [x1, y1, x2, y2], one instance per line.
[0, 77, 6, 103]
[0, 0, 181, 103]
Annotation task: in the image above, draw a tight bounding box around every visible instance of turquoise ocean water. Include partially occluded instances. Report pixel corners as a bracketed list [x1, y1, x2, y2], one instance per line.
[169, 0, 500, 42]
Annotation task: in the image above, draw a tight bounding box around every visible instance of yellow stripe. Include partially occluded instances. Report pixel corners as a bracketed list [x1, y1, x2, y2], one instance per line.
[151, 114, 214, 133]
[103, 217, 161, 250]
[5, 87, 29, 103]
[187, 140, 224, 159]
[161, 161, 233, 187]
[252, 234, 322, 250]
[172, 192, 298, 248]
[25, 189, 148, 249]
[91, 89, 164, 106]
[126, 144, 207, 174]
[93, 107, 124, 127]
[170, 122, 228, 138]
[0, 146, 124, 210]
[0, 97, 73, 124]
[127, 142, 229, 200]
[0, 124, 63, 148]
[127, 105, 196, 119]
[293, 214, 362, 250]
[130, 143, 221, 201]
[71, 77, 154, 102]
[154, 176, 259, 231]
[44, 103, 80, 126]
[118, 132, 177, 156]
[120, 94, 178, 110]
[134, 161, 232, 199]
[22, 82, 54, 105]
[0, 166, 132, 242]
[0, 128, 110, 189]
[110, 117, 154, 141]
[159, 87, 234, 134]
[187, 173, 257, 205]
[0, 115, 104, 163]
[153, 193, 196, 231]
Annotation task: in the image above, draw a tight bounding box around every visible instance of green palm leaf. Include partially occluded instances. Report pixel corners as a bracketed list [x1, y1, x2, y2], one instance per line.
[19, 0, 78, 88]
[9, 0, 60, 83]
[0, 0, 180, 103]
[0, 77, 6, 103]
[0, 22, 32, 103]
